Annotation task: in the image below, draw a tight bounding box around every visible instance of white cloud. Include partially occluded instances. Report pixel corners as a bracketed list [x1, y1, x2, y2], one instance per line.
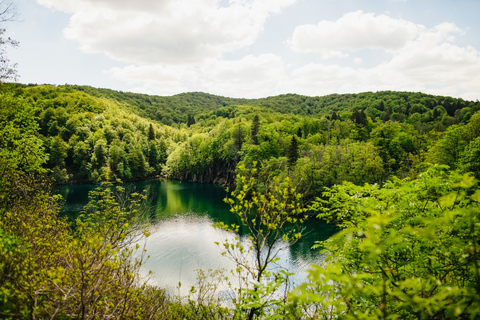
[284, 39, 480, 100]
[37, 0, 297, 64]
[110, 32, 480, 100]
[109, 54, 287, 98]
[35, 1, 480, 101]
[200, 54, 287, 97]
[108, 64, 199, 96]
[284, 11, 480, 100]
[289, 10, 423, 55]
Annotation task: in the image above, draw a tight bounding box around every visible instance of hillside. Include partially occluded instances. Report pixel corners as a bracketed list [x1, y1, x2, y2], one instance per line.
[9, 83, 480, 198]
[17, 83, 476, 125]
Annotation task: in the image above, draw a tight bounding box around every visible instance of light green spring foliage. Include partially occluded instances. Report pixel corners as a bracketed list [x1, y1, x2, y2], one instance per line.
[289, 165, 480, 319]
[9, 83, 480, 202]
[428, 111, 480, 178]
[0, 88, 172, 319]
[168, 268, 231, 320]
[18, 84, 178, 183]
[0, 183, 170, 319]
[0, 90, 48, 200]
[215, 162, 307, 319]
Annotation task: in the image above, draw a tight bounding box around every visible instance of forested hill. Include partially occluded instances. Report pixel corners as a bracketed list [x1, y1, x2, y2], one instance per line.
[16, 83, 476, 126]
[9, 83, 480, 198]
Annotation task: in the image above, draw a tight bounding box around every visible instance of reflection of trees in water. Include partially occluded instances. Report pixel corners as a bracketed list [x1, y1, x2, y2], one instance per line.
[57, 180, 337, 263]
[289, 221, 338, 261]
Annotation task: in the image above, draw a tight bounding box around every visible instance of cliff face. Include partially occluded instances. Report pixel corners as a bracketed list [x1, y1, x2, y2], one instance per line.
[173, 161, 238, 187]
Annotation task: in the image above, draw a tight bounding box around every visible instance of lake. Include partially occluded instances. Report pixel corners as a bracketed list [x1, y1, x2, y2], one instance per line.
[55, 180, 337, 295]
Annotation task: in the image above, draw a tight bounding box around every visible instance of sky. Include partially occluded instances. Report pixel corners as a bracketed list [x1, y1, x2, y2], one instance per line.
[5, 0, 480, 100]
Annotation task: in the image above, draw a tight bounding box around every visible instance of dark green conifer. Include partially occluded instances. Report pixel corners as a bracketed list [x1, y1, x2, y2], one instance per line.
[287, 135, 299, 169]
[297, 127, 302, 138]
[251, 115, 260, 145]
[148, 123, 155, 141]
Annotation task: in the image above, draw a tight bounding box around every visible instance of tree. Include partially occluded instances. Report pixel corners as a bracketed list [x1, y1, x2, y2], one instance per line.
[215, 162, 307, 319]
[187, 114, 195, 127]
[48, 135, 68, 168]
[382, 106, 393, 122]
[378, 100, 385, 111]
[73, 140, 91, 179]
[296, 127, 302, 138]
[0, 1, 18, 82]
[233, 123, 245, 151]
[148, 140, 159, 172]
[127, 147, 146, 178]
[251, 115, 260, 145]
[92, 138, 108, 168]
[287, 135, 299, 169]
[290, 166, 480, 319]
[148, 123, 155, 141]
[0, 91, 48, 204]
[459, 136, 480, 178]
[331, 111, 340, 121]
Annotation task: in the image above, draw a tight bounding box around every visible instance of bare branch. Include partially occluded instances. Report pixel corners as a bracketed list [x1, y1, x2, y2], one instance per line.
[0, 1, 17, 24]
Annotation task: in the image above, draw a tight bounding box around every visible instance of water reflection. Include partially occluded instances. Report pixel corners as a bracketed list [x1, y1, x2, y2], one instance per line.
[55, 180, 338, 295]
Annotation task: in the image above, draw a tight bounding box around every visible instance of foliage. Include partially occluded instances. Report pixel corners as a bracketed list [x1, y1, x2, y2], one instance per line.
[287, 135, 299, 169]
[215, 162, 307, 319]
[6, 82, 479, 193]
[428, 111, 480, 175]
[0, 88, 172, 319]
[0, 90, 48, 203]
[0, 28, 17, 82]
[168, 268, 231, 320]
[289, 165, 480, 319]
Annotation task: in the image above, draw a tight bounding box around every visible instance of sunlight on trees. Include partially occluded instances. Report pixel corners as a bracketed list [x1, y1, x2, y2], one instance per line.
[215, 162, 307, 319]
[289, 166, 480, 319]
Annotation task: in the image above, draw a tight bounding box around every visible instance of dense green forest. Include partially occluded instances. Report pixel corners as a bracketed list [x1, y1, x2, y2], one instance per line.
[2, 79, 480, 319]
[10, 83, 480, 198]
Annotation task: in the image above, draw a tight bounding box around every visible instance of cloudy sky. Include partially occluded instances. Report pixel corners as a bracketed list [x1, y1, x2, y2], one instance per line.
[6, 0, 480, 100]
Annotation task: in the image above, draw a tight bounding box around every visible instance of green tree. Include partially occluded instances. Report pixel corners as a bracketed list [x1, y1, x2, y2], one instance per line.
[251, 115, 260, 145]
[187, 114, 196, 127]
[92, 138, 108, 169]
[287, 135, 299, 169]
[382, 106, 393, 122]
[459, 136, 480, 178]
[290, 166, 480, 319]
[73, 140, 91, 179]
[48, 135, 68, 168]
[148, 123, 155, 141]
[215, 162, 307, 319]
[108, 139, 125, 174]
[127, 147, 146, 178]
[148, 140, 160, 172]
[233, 123, 245, 151]
[0, 91, 48, 203]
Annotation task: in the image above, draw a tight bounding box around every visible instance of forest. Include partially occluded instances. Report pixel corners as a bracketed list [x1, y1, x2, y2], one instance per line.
[12, 83, 480, 197]
[2, 78, 480, 319]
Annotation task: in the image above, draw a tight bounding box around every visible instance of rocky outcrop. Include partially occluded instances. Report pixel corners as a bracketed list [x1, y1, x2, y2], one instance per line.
[175, 161, 238, 187]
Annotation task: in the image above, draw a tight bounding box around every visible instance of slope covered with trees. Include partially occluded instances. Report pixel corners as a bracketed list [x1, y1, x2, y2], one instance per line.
[10, 83, 479, 200]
